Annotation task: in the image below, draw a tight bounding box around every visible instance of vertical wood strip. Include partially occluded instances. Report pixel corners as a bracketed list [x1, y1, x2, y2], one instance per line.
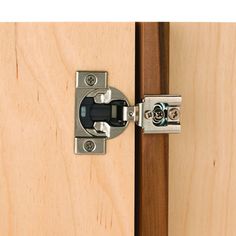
[135, 23, 169, 236]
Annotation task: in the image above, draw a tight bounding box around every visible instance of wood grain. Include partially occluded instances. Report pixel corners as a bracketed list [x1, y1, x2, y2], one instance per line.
[0, 23, 135, 236]
[170, 23, 236, 236]
[136, 22, 169, 236]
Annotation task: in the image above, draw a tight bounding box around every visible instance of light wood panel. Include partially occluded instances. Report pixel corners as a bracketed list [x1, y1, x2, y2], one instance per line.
[0, 23, 135, 236]
[170, 23, 236, 236]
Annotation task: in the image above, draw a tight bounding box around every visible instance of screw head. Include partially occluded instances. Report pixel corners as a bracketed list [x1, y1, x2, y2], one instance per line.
[144, 110, 153, 119]
[83, 140, 96, 152]
[85, 74, 97, 86]
[168, 107, 180, 120]
[129, 111, 133, 117]
[153, 110, 165, 121]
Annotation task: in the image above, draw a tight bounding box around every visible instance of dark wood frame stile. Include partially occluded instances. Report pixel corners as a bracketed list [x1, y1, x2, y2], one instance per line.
[135, 22, 169, 236]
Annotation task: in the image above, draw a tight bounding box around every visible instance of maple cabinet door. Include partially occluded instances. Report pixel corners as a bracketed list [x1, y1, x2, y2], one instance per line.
[0, 23, 135, 236]
[170, 23, 236, 236]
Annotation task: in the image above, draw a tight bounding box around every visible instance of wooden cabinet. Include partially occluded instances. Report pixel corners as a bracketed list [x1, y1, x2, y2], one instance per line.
[1, 22, 236, 236]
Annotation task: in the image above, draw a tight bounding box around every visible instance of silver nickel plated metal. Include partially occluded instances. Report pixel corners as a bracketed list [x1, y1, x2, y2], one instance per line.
[75, 71, 182, 155]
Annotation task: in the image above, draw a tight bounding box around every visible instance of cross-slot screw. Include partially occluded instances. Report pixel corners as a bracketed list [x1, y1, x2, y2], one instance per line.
[83, 140, 96, 152]
[85, 74, 97, 86]
[168, 107, 180, 120]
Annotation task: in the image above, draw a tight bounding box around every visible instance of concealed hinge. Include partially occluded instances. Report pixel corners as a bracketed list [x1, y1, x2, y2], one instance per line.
[75, 71, 182, 154]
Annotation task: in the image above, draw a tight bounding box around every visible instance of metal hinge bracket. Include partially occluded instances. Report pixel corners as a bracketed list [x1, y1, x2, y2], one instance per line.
[75, 71, 182, 155]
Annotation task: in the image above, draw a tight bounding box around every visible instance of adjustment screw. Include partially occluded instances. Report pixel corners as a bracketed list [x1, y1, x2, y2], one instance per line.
[85, 74, 97, 86]
[129, 111, 133, 117]
[153, 110, 165, 120]
[144, 110, 153, 119]
[168, 107, 180, 120]
[83, 140, 96, 152]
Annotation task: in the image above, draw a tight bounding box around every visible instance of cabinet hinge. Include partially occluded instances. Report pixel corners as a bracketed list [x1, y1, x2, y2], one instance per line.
[75, 71, 182, 154]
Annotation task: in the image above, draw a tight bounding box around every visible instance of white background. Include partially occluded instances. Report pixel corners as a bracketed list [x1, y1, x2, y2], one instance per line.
[0, 0, 236, 21]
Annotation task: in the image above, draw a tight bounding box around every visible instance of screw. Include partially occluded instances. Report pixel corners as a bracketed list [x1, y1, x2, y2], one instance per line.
[168, 107, 180, 120]
[153, 110, 165, 120]
[85, 74, 97, 86]
[144, 110, 153, 119]
[83, 140, 96, 152]
[129, 111, 133, 117]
